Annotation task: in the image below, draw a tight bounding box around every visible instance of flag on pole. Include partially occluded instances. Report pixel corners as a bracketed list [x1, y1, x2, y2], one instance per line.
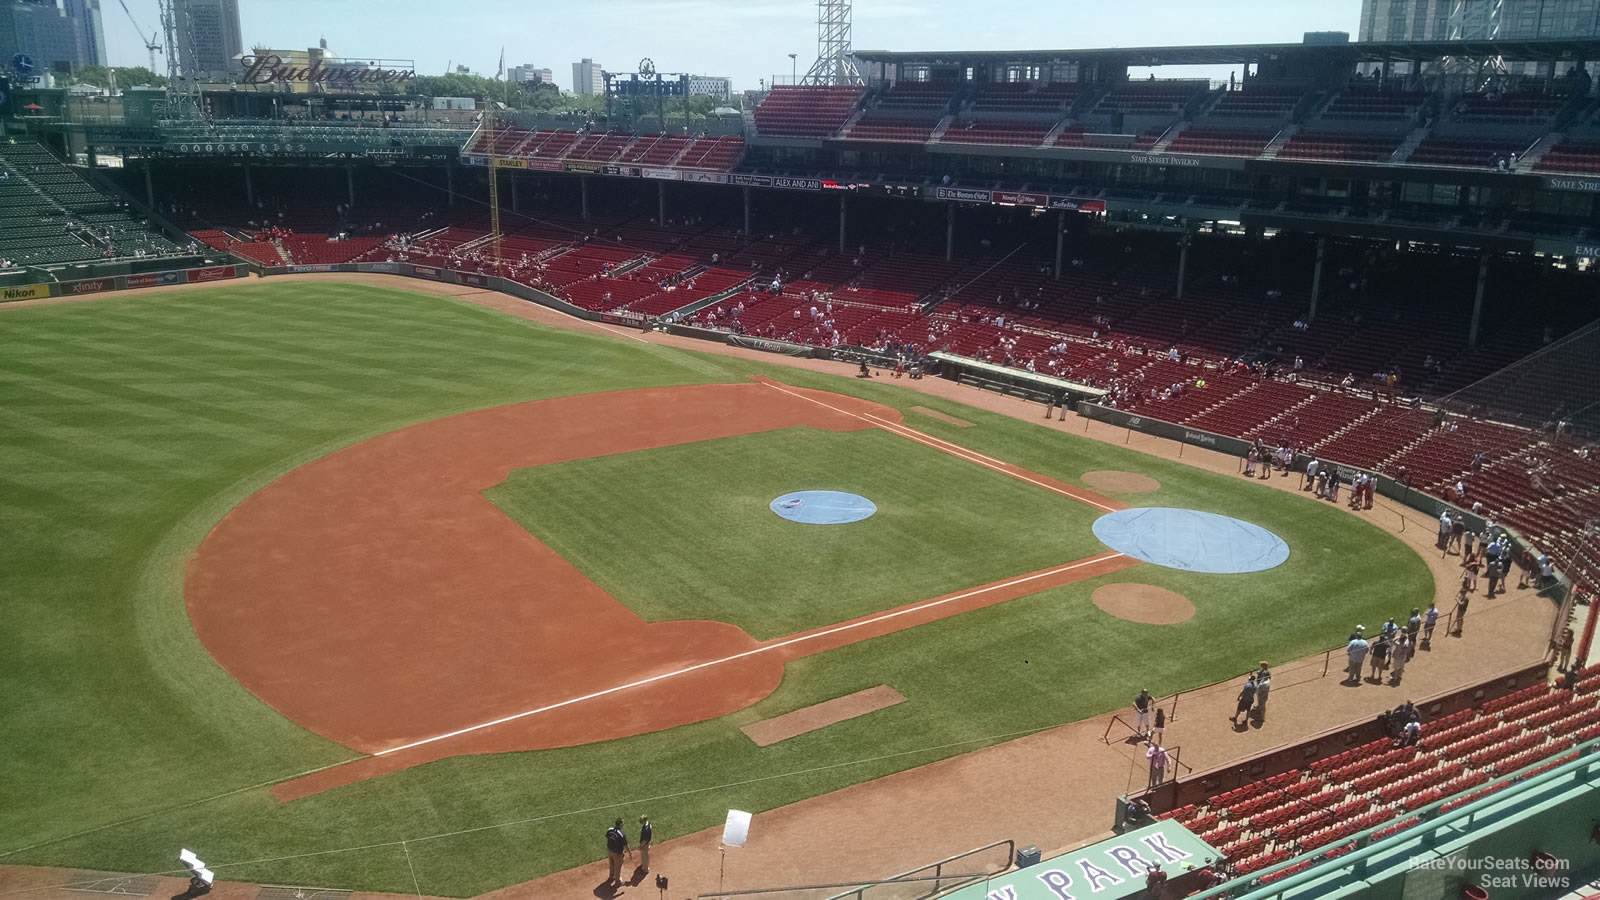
[496, 47, 504, 81]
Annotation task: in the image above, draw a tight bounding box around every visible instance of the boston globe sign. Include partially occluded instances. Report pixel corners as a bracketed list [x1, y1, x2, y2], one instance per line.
[239, 54, 417, 88]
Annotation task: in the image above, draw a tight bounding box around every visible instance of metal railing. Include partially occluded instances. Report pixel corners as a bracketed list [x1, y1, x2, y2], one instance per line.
[694, 838, 1014, 900]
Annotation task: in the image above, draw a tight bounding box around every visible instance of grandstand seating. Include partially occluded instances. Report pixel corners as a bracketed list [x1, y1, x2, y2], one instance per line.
[1205, 83, 1306, 120]
[753, 85, 865, 138]
[847, 112, 942, 142]
[1449, 91, 1565, 126]
[1408, 135, 1538, 168]
[1535, 137, 1600, 174]
[970, 82, 1078, 113]
[0, 139, 185, 267]
[876, 80, 958, 112]
[1276, 130, 1402, 162]
[1165, 127, 1277, 157]
[1092, 80, 1210, 115]
[1318, 86, 1425, 121]
[939, 119, 1054, 147]
[1155, 680, 1593, 877]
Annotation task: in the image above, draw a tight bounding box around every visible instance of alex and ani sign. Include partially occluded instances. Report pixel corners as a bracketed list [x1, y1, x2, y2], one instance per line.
[240, 55, 416, 87]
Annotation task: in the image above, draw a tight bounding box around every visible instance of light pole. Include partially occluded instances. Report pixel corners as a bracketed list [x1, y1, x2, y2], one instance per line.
[788, 53, 797, 85]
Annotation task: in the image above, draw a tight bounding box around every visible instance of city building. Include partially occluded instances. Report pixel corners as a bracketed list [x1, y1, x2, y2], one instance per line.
[508, 64, 552, 85]
[1358, 0, 1600, 41]
[687, 74, 732, 99]
[571, 57, 603, 95]
[0, 0, 87, 75]
[172, 0, 243, 78]
[63, 0, 103, 66]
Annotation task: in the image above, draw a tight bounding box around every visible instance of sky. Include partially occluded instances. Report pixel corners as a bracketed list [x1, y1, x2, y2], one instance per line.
[100, 0, 1364, 92]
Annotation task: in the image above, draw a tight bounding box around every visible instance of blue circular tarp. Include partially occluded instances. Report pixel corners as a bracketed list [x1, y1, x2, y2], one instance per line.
[1092, 507, 1289, 574]
[770, 491, 878, 525]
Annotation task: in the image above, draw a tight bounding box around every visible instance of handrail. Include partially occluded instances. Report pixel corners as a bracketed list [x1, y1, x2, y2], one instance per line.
[1186, 734, 1600, 899]
[693, 838, 1014, 900]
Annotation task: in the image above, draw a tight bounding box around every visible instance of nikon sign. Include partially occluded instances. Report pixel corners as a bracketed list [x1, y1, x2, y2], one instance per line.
[240, 55, 416, 87]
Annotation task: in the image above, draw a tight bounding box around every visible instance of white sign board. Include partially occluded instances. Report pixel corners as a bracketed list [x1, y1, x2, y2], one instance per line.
[722, 809, 752, 848]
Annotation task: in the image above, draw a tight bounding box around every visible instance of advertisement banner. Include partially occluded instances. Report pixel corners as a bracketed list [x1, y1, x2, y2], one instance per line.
[598, 310, 647, 326]
[411, 265, 442, 280]
[62, 277, 113, 295]
[642, 167, 680, 181]
[564, 161, 601, 174]
[187, 266, 237, 284]
[994, 191, 1047, 207]
[1050, 196, 1108, 213]
[935, 187, 994, 203]
[358, 262, 401, 273]
[491, 157, 527, 169]
[1545, 175, 1600, 193]
[126, 270, 184, 289]
[729, 174, 821, 191]
[685, 172, 728, 184]
[938, 822, 1214, 900]
[454, 271, 490, 287]
[1, 282, 50, 302]
[525, 158, 565, 172]
[288, 264, 341, 273]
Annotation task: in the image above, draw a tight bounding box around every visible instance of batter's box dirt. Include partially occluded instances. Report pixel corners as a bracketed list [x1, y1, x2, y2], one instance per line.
[63, 873, 159, 896]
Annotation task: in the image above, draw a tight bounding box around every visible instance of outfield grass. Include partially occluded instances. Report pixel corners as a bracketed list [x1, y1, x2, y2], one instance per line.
[486, 427, 1105, 637]
[0, 281, 1433, 895]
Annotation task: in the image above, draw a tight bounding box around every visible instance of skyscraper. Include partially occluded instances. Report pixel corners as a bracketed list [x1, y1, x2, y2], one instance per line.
[172, 0, 243, 78]
[1358, 0, 1600, 42]
[0, 0, 85, 75]
[63, 0, 104, 66]
[571, 58, 603, 96]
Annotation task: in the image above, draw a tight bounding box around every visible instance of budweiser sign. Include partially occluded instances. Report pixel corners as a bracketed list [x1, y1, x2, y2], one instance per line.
[240, 55, 416, 87]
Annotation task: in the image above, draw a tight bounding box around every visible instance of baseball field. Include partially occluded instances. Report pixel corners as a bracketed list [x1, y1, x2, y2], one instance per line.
[0, 280, 1433, 895]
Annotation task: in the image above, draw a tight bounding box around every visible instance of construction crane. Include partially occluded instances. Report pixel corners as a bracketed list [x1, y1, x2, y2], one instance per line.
[117, 0, 162, 73]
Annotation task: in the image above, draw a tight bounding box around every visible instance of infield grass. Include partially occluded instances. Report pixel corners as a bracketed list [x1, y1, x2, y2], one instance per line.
[487, 427, 1104, 637]
[0, 281, 1433, 895]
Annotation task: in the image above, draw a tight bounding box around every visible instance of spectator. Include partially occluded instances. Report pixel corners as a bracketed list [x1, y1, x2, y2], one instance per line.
[1424, 602, 1440, 644]
[1146, 742, 1170, 788]
[1452, 593, 1470, 637]
[1231, 674, 1257, 727]
[1133, 688, 1153, 738]
[1345, 630, 1370, 684]
[1370, 631, 1390, 683]
[1253, 662, 1272, 721]
[1389, 633, 1410, 684]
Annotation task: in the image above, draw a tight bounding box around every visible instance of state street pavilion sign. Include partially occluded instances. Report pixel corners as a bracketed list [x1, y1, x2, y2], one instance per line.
[240, 55, 416, 88]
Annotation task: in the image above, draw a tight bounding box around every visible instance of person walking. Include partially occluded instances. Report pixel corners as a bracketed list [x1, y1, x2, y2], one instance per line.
[1253, 662, 1272, 722]
[1150, 707, 1166, 745]
[1231, 674, 1257, 727]
[637, 815, 653, 875]
[605, 819, 631, 887]
[1346, 630, 1370, 684]
[1146, 742, 1170, 789]
[1133, 689, 1153, 738]
[1424, 602, 1440, 645]
[1553, 627, 1576, 673]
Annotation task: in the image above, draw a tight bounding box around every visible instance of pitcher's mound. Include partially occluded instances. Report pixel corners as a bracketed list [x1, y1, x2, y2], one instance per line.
[1092, 583, 1196, 625]
[1081, 470, 1161, 494]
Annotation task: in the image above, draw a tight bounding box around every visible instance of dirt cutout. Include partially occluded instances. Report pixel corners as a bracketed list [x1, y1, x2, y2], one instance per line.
[1091, 583, 1196, 625]
[1080, 470, 1162, 494]
[910, 406, 975, 428]
[740, 686, 907, 747]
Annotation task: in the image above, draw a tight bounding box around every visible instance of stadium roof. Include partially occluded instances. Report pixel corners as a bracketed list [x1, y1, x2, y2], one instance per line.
[855, 37, 1600, 68]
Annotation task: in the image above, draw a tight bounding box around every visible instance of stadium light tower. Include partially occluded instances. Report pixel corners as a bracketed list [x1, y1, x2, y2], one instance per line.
[800, 0, 863, 86]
